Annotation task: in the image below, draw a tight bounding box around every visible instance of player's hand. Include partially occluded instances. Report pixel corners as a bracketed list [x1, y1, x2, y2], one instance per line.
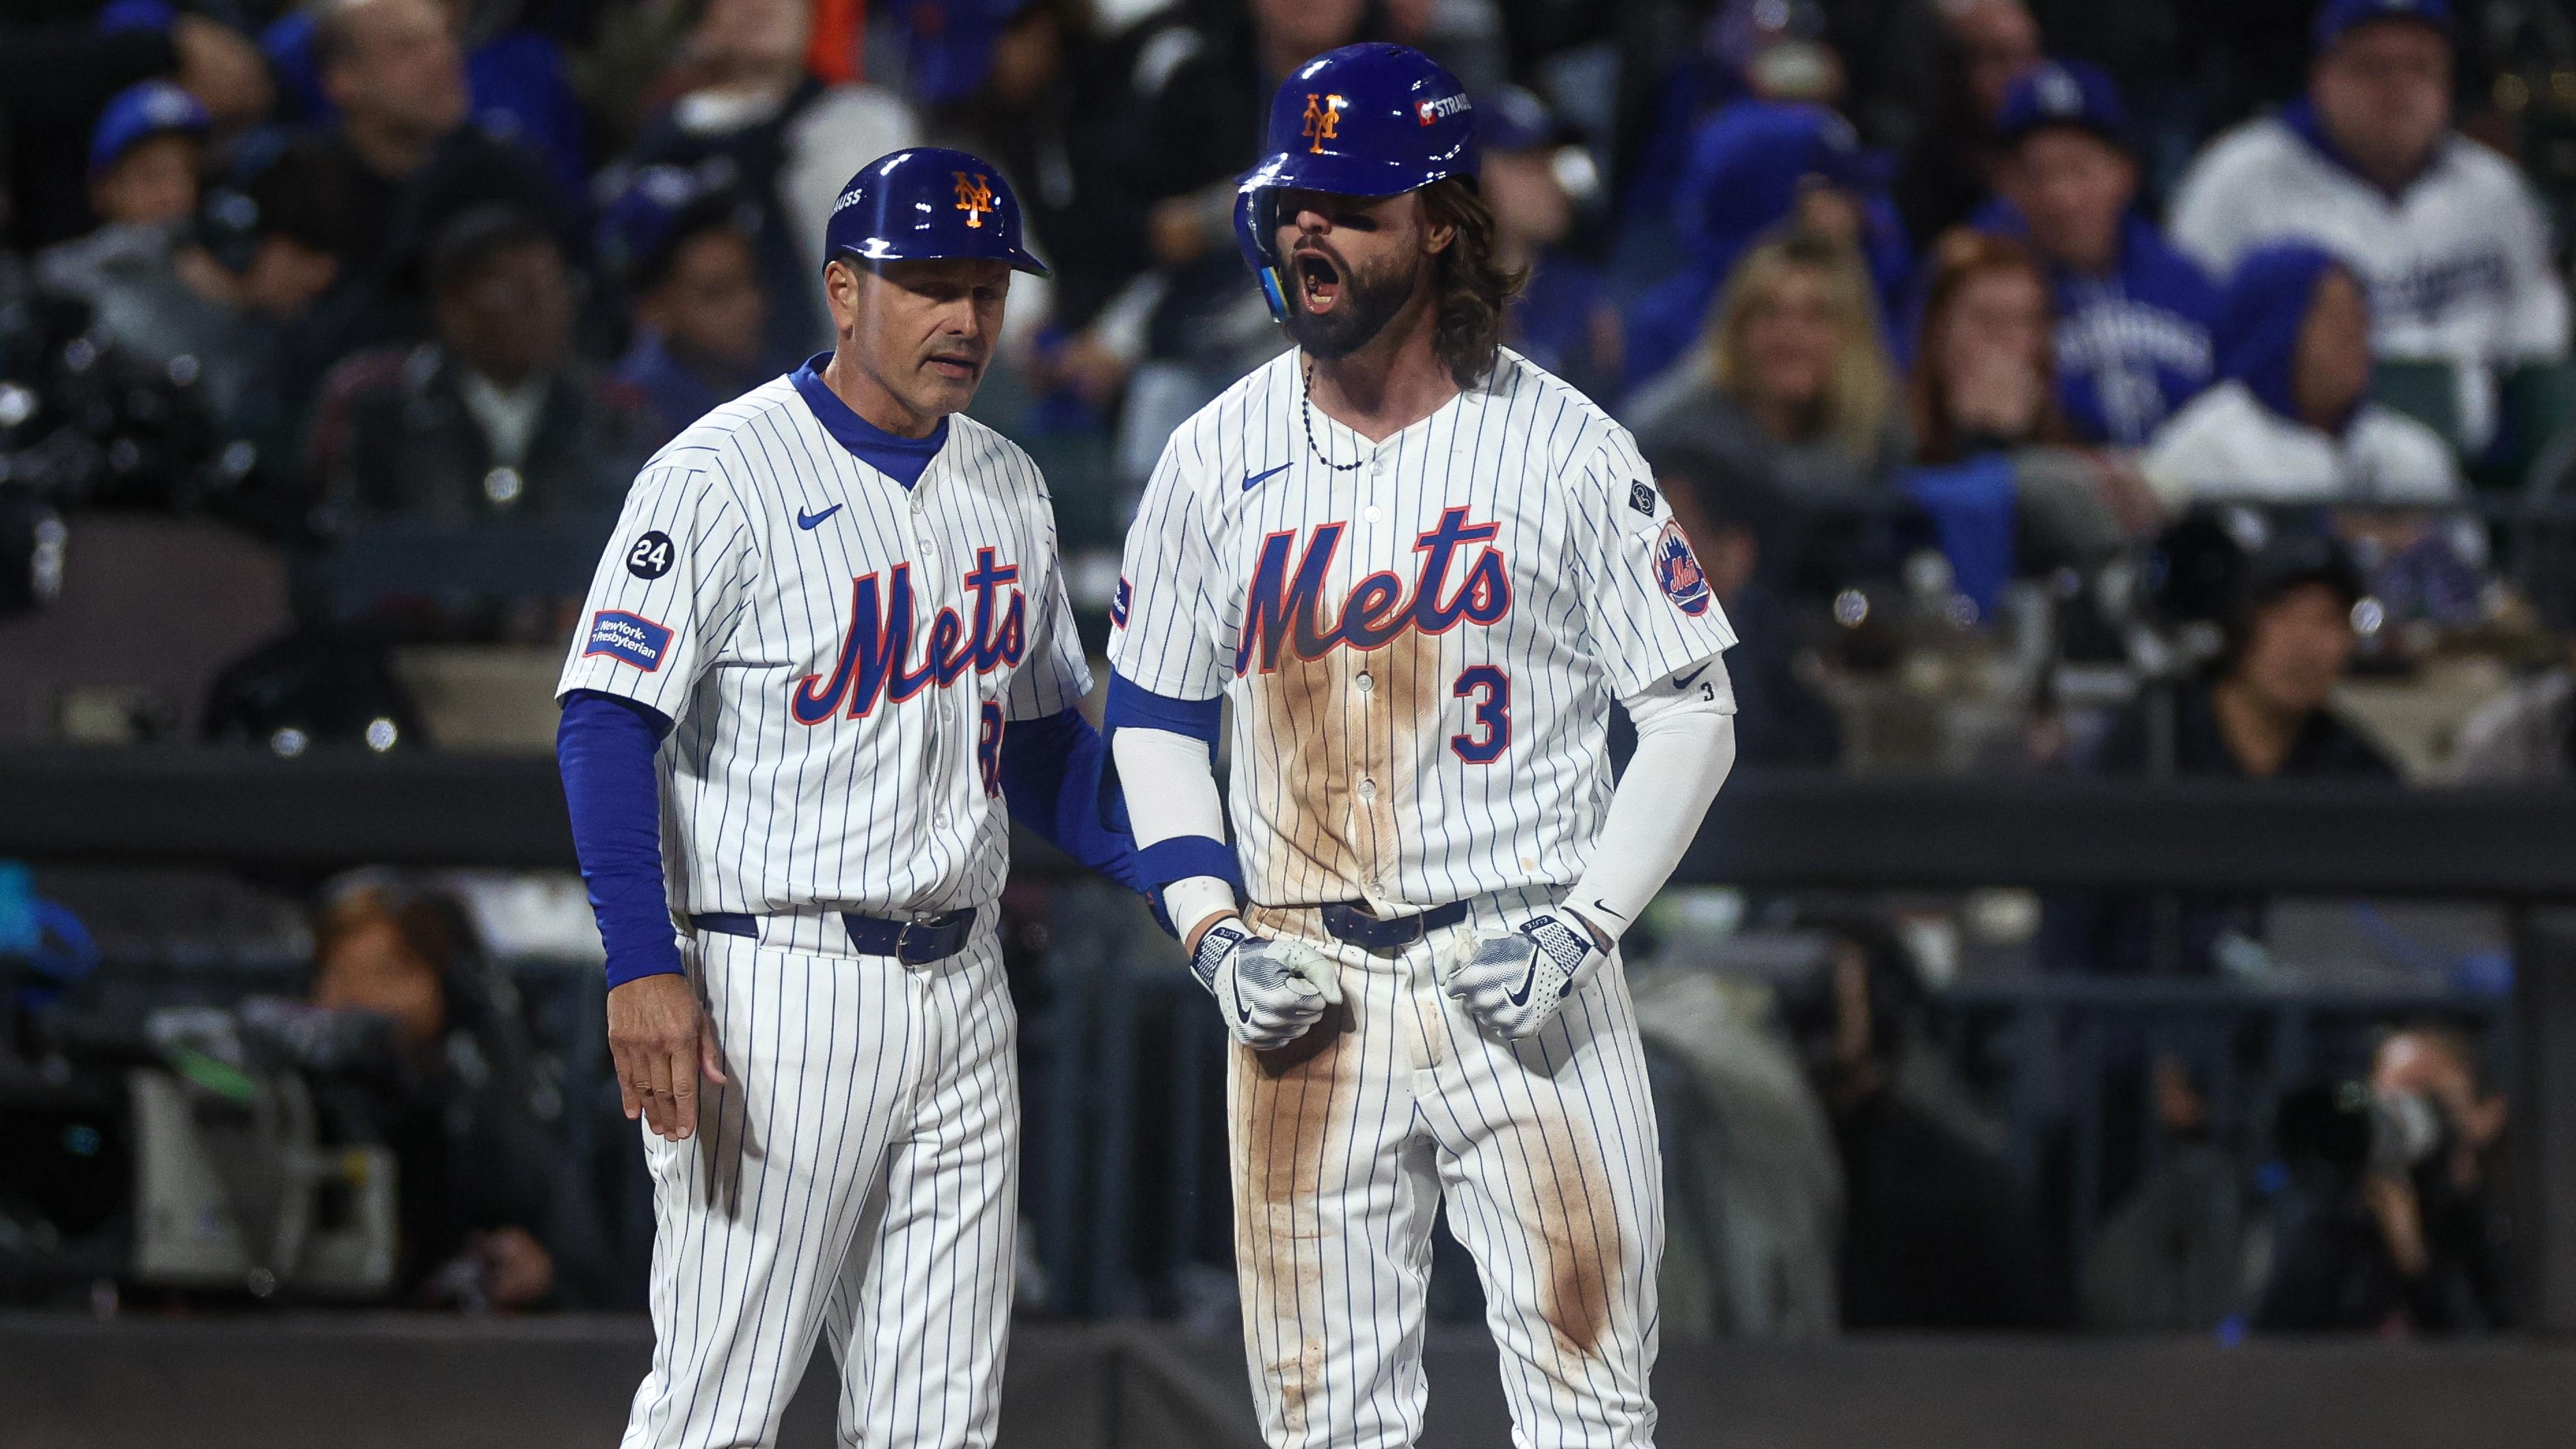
[1442, 909, 1611, 1041]
[608, 972, 725, 1141]
[1190, 916, 1342, 1050]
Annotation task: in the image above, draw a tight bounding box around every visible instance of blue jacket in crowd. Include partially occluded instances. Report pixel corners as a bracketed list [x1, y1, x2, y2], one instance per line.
[1971, 199, 2221, 448]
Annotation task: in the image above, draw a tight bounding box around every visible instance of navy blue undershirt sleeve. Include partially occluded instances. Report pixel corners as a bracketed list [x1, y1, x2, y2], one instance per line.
[999, 708, 1145, 895]
[558, 689, 681, 988]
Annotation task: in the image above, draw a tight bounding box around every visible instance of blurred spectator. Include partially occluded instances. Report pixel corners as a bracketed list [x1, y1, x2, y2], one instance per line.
[625, 0, 920, 362]
[1653, 446, 1845, 767]
[176, 132, 368, 476]
[1780, 910, 2059, 1327]
[300, 878, 614, 1308]
[262, 0, 592, 193]
[1890, 0, 2039, 249]
[1623, 99, 1910, 396]
[2050, 533, 2397, 975]
[301, 0, 568, 362]
[2446, 638, 2576, 783]
[1980, 59, 2221, 448]
[32, 82, 232, 379]
[1907, 229, 2140, 610]
[1629, 232, 1905, 511]
[2254, 1025, 2511, 1332]
[0, 6, 269, 251]
[2143, 244, 2462, 506]
[1482, 86, 1621, 405]
[2167, 0, 2569, 451]
[309, 206, 652, 524]
[599, 167, 774, 444]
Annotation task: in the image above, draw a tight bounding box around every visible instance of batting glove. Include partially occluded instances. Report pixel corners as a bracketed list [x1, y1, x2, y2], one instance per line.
[1443, 909, 1610, 1041]
[1191, 917, 1343, 1050]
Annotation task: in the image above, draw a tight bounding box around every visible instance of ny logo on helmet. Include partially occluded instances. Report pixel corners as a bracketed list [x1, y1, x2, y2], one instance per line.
[953, 172, 995, 228]
[1301, 93, 1346, 153]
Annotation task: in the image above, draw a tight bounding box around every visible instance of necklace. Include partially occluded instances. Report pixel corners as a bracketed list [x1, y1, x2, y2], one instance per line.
[1300, 361, 1367, 472]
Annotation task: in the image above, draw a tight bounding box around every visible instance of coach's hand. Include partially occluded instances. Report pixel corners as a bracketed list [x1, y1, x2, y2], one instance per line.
[1443, 909, 1611, 1041]
[608, 973, 725, 1141]
[1189, 916, 1342, 1050]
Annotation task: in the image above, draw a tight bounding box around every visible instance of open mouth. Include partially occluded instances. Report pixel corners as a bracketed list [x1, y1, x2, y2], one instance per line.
[927, 353, 981, 382]
[1295, 251, 1343, 314]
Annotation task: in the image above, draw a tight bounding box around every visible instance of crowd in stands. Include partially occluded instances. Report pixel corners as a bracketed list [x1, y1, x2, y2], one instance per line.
[0, 0, 2568, 1338]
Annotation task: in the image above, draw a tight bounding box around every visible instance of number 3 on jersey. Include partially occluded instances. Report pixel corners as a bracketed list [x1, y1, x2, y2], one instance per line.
[1450, 665, 1510, 763]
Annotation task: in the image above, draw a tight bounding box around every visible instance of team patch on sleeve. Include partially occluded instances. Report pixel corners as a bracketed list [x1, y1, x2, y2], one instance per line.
[1111, 575, 1133, 628]
[1652, 521, 1711, 617]
[1629, 480, 1658, 516]
[583, 610, 675, 671]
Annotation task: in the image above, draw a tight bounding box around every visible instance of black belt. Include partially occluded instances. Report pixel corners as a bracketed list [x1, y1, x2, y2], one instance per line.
[690, 908, 978, 964]
[1318, 900, 1469, 951]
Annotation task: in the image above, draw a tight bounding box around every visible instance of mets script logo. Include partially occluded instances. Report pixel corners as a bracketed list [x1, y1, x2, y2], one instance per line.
[794, 548, 1026, 722]
[1301, 93, 1346, 153]
[953, 172, 995, 228]
[1653, 521, 1711, 617]
[1236, 508, 1511, 675]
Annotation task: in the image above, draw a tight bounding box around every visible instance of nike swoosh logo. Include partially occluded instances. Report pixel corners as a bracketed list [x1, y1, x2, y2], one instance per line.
[1504, 955, 1541, 1007]
[1673, 664, 1710, 690]
[796, 504, 844, 530]
[1242, 463, 1293, 493]
[1591, 899, 1627, 923]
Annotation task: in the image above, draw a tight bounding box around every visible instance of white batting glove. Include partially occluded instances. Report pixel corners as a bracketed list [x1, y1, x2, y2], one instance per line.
[1443, 909, 1610, 1041]
[1189, 917, 1344, 1050]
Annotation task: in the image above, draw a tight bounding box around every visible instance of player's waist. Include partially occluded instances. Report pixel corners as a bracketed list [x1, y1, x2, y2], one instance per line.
[1247, 884, 1563, 956]
[681, 903, 992, 963]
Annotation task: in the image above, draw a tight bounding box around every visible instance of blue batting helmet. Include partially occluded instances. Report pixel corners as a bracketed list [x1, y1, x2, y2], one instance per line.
[1234, 44, 1478, 321]
[822, 146, 1049, 277]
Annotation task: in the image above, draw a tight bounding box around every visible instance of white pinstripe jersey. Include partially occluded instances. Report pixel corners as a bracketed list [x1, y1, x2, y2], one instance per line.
[556, 375, 1089, 919]
[1109, 348, 1736, 912]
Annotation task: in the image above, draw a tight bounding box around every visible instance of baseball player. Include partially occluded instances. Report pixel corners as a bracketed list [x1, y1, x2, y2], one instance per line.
[555, 148, 1137, 1449]
[1106, 45, 1741, 1448]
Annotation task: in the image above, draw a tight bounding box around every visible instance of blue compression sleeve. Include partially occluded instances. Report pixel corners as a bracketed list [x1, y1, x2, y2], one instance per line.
[1103, 673, 1222, 746]
[999, 708, 1144, 894]
[558, 690, 681, 988]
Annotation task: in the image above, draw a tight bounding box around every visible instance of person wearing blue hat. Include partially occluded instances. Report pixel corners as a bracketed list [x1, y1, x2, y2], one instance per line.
[1621, 98, 1912, 396]
[85, 79, 211, 230]
[2169, 0, 2567, 451]
[2142, 242, 2460, 505]
[1975, 59, 2222, 448]
[598, 167, 779, 445]
[1110, 42, 1741, 1449]
[1479, 85, 1623, 404]
[555, 145, 1143, 1449]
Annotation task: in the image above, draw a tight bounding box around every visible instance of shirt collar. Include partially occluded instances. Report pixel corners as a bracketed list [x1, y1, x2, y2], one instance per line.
[789, 353, 949, 480]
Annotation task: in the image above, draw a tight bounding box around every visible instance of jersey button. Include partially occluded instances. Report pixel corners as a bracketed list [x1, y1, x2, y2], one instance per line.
[1357, 778, 1377, 800]
[1364, 505, 1382, 523]
[1356, 671, 1374, 694]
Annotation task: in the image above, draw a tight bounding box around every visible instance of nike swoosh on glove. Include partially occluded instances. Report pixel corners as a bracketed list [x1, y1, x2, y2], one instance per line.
[1191, 918, 1344, 1049]
[1442, 910, 1608, 1040]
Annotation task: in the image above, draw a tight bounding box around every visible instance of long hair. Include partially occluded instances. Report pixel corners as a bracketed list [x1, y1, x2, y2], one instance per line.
[1414, 177, 1527, 390]
[1702, 230, 1895, 461]
[1907, 228, 2065, 464]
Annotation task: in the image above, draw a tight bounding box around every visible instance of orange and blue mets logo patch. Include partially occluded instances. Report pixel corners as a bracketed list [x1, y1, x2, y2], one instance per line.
[1653, 521, 1711, 617]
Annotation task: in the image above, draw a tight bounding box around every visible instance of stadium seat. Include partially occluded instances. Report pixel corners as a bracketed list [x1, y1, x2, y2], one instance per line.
[2370, 357, 2462, 455]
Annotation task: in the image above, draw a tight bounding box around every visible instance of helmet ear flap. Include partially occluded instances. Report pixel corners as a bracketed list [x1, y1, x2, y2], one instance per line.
[1234, 187, 1291, 322]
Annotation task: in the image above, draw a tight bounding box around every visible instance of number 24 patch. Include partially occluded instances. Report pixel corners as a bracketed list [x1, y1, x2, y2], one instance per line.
[627, 531, 675, 580]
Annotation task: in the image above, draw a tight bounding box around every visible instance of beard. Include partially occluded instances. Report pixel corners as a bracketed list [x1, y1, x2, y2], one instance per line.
[1280, 249, 1418, 360]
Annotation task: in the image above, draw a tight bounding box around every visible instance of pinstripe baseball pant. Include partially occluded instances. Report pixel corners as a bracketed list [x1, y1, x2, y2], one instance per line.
[1235, 890, 1663, 1449]
[621, 919, 1018, 1449]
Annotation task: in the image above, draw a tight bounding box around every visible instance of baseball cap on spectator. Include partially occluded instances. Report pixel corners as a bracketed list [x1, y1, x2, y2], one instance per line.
[2312, 0, 2452, 53]
[597, 164, 753, 294]
[1478, 86, 1556, 156]
[89, 81, 211, 179]
[2238, 530, 2365, 618]
[900, 0, 1037, 105]
[1992, 59, 2130, 151]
